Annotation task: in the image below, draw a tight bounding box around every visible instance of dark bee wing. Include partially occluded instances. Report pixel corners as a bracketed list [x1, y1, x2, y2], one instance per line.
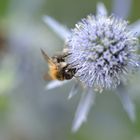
[41, 49, 55, 66]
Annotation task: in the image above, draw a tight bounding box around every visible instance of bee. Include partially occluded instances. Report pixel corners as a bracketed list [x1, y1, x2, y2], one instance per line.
[41, 49, 77, 81]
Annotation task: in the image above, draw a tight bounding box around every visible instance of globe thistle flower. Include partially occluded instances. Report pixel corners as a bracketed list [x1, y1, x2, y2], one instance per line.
[43, 2, 140, 132]
[66, 14, 139, 90]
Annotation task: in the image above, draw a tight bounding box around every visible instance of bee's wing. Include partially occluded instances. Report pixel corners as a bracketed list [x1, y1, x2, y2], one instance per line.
[43, 72, 52, 81]
[41, 49, 56, 81]
[41, 49, 55, 66]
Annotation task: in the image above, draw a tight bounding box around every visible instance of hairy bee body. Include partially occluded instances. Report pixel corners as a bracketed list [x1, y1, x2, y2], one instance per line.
[41, 49, 77, 81]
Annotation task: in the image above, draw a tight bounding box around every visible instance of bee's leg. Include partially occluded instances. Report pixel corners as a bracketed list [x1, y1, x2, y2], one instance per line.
[62, 52, 72, 58]
[77, 66, 82, 70]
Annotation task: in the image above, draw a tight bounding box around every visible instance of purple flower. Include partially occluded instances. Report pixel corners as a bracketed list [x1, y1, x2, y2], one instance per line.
[43, 2, 140, 132]
[66, 14, 139, 90]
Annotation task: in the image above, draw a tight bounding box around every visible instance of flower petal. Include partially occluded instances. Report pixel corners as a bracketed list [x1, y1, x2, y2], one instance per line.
[128, 20, 140, 37]
[43, 16, 71, 41]
[72, 88, 96, 132]
[45, 80, 69, 90]
[96, 2, 107, 16]
[115, 85, 136, 122]
[112, 0, 132, 19]
[68, 82, 79, 99]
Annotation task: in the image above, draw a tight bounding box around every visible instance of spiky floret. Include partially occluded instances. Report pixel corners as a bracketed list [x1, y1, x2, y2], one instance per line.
[66, 14, 139, 90]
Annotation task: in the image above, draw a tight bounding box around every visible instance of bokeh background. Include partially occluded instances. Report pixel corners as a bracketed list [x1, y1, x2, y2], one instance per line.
[0, 0, 140, 140]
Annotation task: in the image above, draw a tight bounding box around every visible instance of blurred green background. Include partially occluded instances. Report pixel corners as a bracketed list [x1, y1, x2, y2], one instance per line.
[0, 0, 140, 140]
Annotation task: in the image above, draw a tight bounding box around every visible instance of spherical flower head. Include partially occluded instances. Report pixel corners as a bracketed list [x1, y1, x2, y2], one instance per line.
[66, 14, 140, 90]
